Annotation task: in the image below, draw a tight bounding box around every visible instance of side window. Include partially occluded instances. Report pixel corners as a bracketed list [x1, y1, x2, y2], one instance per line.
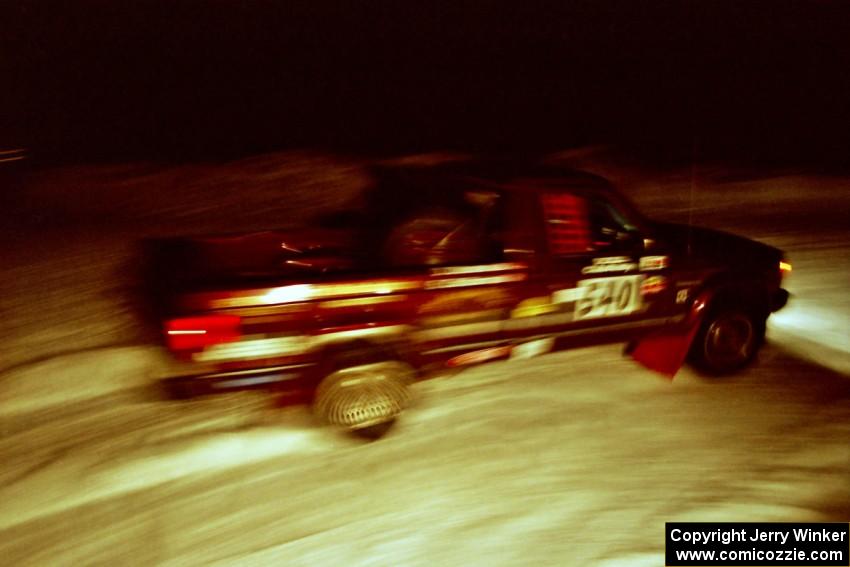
[541, 192, 592, 255]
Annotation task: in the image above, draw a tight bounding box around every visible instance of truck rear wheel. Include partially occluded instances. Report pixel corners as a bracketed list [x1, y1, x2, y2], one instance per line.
[689, 307, 765, 375]
[314, 357, 414, 436]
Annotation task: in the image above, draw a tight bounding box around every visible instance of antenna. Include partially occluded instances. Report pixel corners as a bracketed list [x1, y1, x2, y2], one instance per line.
[687, 136, 697, 256]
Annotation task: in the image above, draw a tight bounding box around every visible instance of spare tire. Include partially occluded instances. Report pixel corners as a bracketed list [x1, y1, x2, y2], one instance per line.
[383, 208, 484, 267]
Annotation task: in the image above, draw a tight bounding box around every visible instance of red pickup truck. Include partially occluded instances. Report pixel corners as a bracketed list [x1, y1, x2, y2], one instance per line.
[153, 160, 790, 434]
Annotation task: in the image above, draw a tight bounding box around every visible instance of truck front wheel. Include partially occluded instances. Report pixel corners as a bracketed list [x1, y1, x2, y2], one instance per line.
[689, 308, 765, 375]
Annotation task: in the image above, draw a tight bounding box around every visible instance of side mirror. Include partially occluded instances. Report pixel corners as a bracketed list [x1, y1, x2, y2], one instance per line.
[595, 226, 643, 251]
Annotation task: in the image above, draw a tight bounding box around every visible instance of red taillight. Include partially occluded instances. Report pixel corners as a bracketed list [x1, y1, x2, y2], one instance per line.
[165, 315, 241, 351]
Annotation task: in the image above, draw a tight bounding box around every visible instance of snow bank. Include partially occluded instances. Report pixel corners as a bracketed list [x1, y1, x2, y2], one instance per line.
[0, 346, 166, 425]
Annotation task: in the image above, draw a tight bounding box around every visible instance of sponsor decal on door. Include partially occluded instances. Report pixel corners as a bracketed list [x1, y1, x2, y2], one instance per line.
[574, 275, 643, 320]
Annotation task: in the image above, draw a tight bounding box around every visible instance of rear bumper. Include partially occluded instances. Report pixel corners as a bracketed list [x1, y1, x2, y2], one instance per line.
[771, 288, 790, 312]
[161, 363, 314, 399]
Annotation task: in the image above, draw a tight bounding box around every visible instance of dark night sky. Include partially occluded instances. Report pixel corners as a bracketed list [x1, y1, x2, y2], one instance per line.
[4, 1, 850, 164]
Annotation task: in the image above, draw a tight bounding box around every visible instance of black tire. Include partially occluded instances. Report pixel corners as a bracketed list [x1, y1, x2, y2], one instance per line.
[688, 306, 766, 375]
[313, 349, 414, 435]
[353, 421, 396, 439]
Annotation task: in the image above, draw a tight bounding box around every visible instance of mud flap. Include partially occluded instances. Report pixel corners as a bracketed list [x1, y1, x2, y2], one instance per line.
[629, 290, 712, 378]
[628, 320, 702, 378]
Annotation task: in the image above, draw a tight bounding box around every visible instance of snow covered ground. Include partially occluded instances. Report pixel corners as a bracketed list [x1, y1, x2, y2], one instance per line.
[1, 346, 848, 566]
[1, 152, 848, 565]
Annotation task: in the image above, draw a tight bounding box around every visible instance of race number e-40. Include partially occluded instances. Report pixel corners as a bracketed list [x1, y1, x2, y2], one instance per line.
[574, 275, 643, 320]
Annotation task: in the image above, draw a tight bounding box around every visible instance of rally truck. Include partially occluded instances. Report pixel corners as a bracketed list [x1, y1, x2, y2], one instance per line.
[151, 160, 790, 433]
